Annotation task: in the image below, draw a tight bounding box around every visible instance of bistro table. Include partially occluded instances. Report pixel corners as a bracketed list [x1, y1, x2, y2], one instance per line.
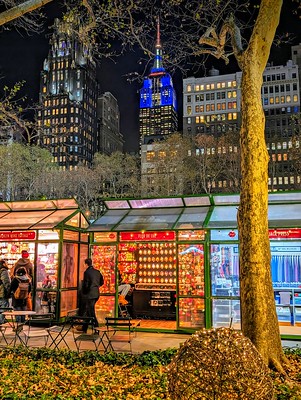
[2, 311, 37, 346]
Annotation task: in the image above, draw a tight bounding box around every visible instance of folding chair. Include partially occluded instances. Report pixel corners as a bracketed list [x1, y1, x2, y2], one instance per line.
[69, 315, 103, 352]
[0, 307, 16, 347]
[22, 313, 54, 348]
[104, 317, 138, 353]
[47, 309, 79, 350]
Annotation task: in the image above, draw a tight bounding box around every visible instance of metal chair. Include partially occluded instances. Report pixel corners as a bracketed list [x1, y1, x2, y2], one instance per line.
[0, 307, 16, 347]
[69, 315, 103, 352]
[22, 313, 54, 348]
[47, 309, 79, 350]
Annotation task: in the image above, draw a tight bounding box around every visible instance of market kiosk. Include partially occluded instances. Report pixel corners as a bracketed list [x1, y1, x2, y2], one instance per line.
[0, 199, 89, 321]
[89, 192, 301, 337]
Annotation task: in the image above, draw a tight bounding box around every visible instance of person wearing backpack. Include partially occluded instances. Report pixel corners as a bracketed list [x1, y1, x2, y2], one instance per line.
[11, 267, 32, 322]
[0, 259, 11, 324]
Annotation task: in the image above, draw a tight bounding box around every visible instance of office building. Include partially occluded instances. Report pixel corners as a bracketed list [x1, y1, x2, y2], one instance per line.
[37, 18, 98, 170]
[183, 49, 300, 191]
[139, 19, 178, 145]
[97, 92, 123, 155]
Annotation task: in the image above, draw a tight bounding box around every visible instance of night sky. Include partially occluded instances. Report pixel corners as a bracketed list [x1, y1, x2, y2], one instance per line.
[0, 2, 299, 153]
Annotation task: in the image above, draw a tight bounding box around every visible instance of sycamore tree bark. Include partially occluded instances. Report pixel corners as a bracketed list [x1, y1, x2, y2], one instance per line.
[238, 0, 285, 370]
[0, 0, 53, 26]
[200, 0, 285, 370]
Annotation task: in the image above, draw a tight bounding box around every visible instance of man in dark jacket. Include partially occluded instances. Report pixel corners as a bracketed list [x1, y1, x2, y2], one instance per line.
[81, 258, 104, 332]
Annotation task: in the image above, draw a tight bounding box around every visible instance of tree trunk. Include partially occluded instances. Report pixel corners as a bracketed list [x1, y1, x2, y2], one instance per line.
[0, 0, 53, 27]
[237, 0, 285, 369]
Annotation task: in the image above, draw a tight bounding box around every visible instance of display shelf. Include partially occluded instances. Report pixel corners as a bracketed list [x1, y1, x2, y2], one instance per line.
[0, 241, 35, 271]
[133, 290, 176, 319]
[136, 242, 176, 285]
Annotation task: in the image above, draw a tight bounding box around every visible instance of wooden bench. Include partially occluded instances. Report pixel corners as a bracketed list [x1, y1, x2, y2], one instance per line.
[99, 317, 141, 353]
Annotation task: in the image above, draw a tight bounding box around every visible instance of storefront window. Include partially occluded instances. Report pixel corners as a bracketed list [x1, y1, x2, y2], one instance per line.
[0, 241, 35, 272]
[78, 244, 89, 286]
[35, 291, 57, 314]
[36, 243, 59, 289]
[210, 244, 240, 296]
[60, 290, 77, 317]
[212, 299, 241, 328]
[91, 245, 116, 294]
[61, 243, 78, 288]
[178, 244, 204, 296]
[179, 298, 205, 328]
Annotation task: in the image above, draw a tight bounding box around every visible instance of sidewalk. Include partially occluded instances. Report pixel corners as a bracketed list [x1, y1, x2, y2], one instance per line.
[61, 330, 191, 353]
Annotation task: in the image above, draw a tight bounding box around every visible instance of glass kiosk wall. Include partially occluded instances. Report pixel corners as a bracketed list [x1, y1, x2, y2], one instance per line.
[0, 199, 89, 322]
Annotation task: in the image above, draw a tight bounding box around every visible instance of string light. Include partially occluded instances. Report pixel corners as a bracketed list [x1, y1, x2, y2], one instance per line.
[168, 327, 274, 399]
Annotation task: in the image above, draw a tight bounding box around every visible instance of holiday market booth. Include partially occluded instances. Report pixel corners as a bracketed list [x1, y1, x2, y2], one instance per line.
[0, 199, 89, 321]
[89, 192, 301, 338]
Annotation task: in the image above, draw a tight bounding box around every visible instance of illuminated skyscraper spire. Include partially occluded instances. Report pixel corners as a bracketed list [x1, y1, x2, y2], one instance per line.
[150, 17, 164, 74]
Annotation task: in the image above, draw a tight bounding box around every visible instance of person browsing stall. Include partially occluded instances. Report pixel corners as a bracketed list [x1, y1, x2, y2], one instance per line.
[12, 250, 33, 278]
[80, 258, 104, 332]
[0, 259, 11, 323]
[10, 267, 32, 322]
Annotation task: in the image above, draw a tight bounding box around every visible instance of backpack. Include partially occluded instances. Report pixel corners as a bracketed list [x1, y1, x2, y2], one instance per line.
[14, 278, 29, 300]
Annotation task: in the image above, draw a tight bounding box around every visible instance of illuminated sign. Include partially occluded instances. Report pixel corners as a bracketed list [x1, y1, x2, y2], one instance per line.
[120, 231, 175, 242]
[94, 232, 117, 242]
[269, 229, 301, 239]
[0, 231, 36, 241]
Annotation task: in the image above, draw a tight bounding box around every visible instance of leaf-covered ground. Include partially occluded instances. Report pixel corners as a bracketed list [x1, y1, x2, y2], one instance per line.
[0, 347, 301, 399]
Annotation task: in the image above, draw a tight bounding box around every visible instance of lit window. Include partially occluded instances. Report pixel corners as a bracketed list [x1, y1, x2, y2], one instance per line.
[233, 113, 237, 120]
[210, 83, 215, 89]
[286, 95, 291, 102]
[270, 98, 274, 104]
[187, 85, 192, 92]
[206, 84, 210, 90]
[293, 95, 298, 102]
[200, 85, 204, 91]
[195, 85, 200, 91]
[227, 81, 232, 88]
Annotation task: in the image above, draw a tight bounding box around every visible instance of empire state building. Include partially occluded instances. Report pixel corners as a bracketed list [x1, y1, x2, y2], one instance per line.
[139, 19, 178, 145]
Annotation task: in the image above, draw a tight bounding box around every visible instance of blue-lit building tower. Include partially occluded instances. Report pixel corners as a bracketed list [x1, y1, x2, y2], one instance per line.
[37, 18, 98, 169]
[139, 19, 178, 145]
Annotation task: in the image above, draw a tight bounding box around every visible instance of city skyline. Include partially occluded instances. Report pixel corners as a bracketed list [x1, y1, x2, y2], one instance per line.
[0, 2, 299, 153]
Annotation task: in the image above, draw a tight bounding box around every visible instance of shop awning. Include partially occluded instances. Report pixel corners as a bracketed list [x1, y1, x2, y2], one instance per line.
[0, 199, 88, 230]
[89, 192, 301, 232]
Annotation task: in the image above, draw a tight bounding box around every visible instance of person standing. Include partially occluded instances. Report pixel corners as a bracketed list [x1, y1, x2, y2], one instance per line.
[80, 258, 104, 332]
[0, 260, 11, 323]
[12, 250, 33, 278]
[12, 250, 33, 311]
[10, 267, 31, 323]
